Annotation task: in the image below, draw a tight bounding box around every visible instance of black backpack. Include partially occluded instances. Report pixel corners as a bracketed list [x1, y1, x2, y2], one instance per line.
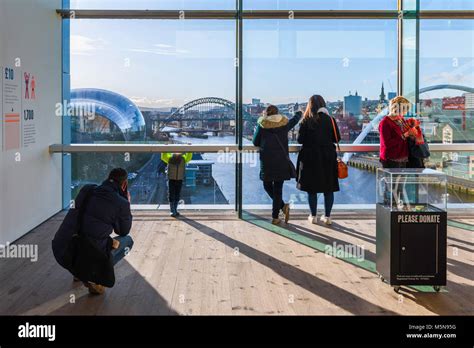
[61, 187, 115, 287]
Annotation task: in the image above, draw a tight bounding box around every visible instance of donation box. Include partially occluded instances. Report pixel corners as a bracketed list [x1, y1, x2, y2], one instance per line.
[375, 168, 447, 292]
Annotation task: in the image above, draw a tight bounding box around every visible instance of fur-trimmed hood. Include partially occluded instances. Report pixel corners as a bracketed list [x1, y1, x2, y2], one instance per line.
[257, 114, 289, 129]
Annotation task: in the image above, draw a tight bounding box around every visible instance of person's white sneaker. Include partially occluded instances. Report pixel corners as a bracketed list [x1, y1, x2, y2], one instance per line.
[320, 216, 332, 225]
[308, 215, 317, 224]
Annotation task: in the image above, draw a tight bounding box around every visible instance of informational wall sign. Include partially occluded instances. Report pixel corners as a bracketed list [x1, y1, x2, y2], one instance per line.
[1, 66, 38, 150]
[22, 71, 37, 147]
[2, 66, 21, 151]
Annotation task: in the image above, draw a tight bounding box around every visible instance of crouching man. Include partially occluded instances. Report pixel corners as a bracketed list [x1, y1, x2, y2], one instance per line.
[52, 168, 134, 295]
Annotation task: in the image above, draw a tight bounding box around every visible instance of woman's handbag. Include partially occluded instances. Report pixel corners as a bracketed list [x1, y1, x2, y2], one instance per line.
[408, 136, 430, 159]
[330, 117, 349, 179]
[62, 188, 116, 287]
[273, 133, 297, 178]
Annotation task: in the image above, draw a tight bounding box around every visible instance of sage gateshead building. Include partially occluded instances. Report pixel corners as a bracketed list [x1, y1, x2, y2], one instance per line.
[0, 0, 473, 345]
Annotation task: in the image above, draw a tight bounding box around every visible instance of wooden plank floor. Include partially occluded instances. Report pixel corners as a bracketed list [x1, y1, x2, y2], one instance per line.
[0, 211, 472, 315]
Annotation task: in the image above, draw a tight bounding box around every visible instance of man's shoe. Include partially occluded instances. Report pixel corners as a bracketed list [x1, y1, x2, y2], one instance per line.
[112, 239, 120, 249]
[271, 218, 281, 225]
[282, 203, 290, 223]
[83, 281, 105, 295]
[170, 202, 177, 217]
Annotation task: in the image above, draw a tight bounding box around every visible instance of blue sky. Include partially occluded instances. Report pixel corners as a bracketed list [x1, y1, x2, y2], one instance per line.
[69, 2, 474, 108]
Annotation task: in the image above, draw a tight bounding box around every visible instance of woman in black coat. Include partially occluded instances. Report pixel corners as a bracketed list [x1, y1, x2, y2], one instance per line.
[296, 95, 341, 226]
[253, 105, 302, 225]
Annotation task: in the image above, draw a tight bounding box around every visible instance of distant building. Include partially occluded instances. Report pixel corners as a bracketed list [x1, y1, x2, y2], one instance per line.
[188, 160, 214, 185]
[376, 83, 389, 113]
[465, 93, 474, 110]
[379, 83, 387, 103]
[252, 98, 261, 106]
[344, 91, 362, 117]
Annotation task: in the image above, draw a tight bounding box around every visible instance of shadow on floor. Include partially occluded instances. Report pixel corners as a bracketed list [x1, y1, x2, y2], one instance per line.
[397, 281, 474, 315]
[0, 247, 177, 316]
[243, 211, 376, 273]
[241, 211, 474, 315]
[180, 217, 396, 315]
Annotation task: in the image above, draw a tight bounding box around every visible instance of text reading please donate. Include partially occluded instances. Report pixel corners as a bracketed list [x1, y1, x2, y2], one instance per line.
[398, 215, 441, 223]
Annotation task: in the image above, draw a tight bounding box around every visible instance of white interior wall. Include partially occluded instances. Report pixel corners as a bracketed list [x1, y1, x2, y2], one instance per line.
[0, 0, 63, 245]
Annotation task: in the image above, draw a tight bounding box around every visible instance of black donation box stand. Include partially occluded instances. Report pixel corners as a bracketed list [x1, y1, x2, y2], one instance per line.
[375, 168, 447, 293]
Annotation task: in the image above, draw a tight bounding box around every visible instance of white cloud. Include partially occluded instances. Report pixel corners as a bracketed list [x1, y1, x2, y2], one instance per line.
[127, 45, 189, 56]
[154, 44, 173, 48]
[422, 61, 474, 85]
[423, 71, 472, 85]
[130, 96, 180, 108]
[71, 35, 107, 56]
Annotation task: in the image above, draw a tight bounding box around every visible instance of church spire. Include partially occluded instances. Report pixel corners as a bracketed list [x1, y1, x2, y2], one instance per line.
[379, 82, 386, 102]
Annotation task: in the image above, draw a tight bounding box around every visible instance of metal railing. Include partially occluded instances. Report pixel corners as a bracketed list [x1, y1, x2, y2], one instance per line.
[56, 9, 474, 20]
[49, 143, 474, 154]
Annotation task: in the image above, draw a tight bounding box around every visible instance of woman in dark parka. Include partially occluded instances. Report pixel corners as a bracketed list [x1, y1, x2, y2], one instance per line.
[253, 105, 302, 225]
[296, 95, 341, 225]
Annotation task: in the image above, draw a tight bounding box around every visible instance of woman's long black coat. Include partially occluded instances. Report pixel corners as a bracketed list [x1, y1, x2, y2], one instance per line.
[296, 113, 341, 194]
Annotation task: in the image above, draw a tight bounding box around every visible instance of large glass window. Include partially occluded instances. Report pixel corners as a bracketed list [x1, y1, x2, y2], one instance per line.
[71, 152, 235, 206]
[64, 2, 474, 208]
[419, 19, 474, 188]
[242, 19, 398, 206]
[419, 20, 474, 142]
[70, 19, 235, 141]
[69, 19, 236, 205]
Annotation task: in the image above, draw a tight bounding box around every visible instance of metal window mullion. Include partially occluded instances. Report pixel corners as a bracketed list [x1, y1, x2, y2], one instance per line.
[236, 0, 243, 218]
[397, 0, 403, 96]
[415, 2, 420, 113]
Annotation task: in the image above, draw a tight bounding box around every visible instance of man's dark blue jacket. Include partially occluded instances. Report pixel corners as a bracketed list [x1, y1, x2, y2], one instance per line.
[52, 180, 133, 267]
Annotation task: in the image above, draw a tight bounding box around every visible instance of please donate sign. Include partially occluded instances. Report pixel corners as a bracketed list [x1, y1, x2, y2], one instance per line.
[398, 215, 441, 224]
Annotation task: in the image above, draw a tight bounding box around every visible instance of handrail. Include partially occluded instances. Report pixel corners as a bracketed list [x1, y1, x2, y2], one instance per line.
[49, 143, 474, 154]
[56, 9, 474, 20]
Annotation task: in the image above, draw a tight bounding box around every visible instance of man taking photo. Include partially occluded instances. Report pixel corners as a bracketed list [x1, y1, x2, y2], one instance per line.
[52, 168, 134, 295]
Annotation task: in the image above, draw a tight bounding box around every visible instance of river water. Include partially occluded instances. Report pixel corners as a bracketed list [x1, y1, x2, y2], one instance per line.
[175, 134, 472, 205]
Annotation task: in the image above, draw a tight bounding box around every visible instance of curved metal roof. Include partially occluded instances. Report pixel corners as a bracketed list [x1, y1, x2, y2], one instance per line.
[71, 88, 146, 140]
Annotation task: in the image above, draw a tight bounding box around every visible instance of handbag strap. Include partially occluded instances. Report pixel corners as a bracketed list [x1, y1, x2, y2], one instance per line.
[272, 133, 292, 162]
[76, 185, 95, 235]
[329, 116, 341, 153]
